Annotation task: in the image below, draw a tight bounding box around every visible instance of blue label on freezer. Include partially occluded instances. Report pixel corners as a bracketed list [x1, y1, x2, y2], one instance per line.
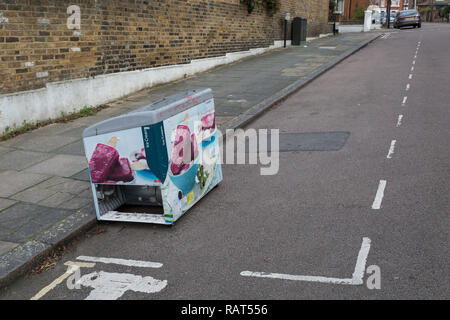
[142, 122, 168, 183]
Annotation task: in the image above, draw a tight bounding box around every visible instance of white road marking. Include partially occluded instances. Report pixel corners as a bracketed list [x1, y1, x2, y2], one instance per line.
[397, 115, 404, 127]
[411, 66, 414, 72]
[406, 84, 410, 91]
[77, 271, 168, 300]
[351, 238, 372, 285]
[414, 55, 417, 59]
[240, 271, 354, 284]
[412, 60, 416, 65]
[30, 261, 96, 300]
[387, 140, 397, 159]
[77, 256, 163, 268]
[409, 74, 413, 80]
[402, 96, 408, 105]
[372, 180, 387, 210]
[241, 238, 371, 286]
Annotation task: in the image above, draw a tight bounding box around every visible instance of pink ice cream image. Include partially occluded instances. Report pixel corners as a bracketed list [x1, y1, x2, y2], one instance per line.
[89, 143, 135, 184]
[170, 125, 191, 176]
[132, 148, 146, 161]
[109, 158, 134, 182]
[89, 144, 120, 183]
[201, 112, 215, 130]
[191, 133, 198, 161]
[170, 125, 199, 176]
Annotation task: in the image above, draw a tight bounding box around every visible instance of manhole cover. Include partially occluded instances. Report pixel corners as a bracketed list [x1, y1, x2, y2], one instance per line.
[278, 132, 350, 152]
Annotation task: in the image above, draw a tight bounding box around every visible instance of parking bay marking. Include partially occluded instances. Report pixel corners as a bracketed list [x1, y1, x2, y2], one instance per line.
[31, 261, 96, 300]
[31, 256, 166, 300]
[241, 238, 371, 285]
[76, 256, 163, 268]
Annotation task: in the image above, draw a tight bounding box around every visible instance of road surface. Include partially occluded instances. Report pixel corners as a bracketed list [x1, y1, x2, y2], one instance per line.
[0, 23, 449, 300]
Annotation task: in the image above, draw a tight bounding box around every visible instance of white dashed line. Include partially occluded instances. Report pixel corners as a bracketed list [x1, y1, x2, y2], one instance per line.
[372, 180, 387, 210]
[411, 66, 414, 72]
[397, 115, 404, 127]
[406, 84, 410, 91]
[402, 96, 408, 105]
[409, 74, 413, 80]
[387, 140, 397, 159]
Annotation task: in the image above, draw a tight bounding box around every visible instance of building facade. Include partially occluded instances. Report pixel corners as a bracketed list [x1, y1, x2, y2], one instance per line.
[333, 0, 407, 20]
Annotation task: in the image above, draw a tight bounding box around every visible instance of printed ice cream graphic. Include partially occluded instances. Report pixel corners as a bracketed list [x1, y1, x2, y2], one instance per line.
[88, 139, 136, 184]
[201, 112, 215, 131]
[199, 112, 216, 142]
[109, 158, 134, 182]
[170, 125, 198, 176]
[168, 125, 200, 196]
[89, 144, 119, 183]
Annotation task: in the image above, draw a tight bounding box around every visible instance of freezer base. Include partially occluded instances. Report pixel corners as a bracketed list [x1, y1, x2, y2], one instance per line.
[100, 211, 171, 225]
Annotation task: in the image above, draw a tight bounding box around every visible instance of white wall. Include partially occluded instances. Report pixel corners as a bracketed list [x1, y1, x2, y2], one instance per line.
[0, 40, 294, 134]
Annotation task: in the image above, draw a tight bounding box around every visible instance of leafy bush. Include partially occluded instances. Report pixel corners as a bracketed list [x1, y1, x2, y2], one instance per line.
[353, 7, 365, 20]
[240, 0, 280, 14]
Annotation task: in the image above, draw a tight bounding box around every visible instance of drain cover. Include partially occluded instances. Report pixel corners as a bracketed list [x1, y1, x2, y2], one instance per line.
[278, 131, 350, 152]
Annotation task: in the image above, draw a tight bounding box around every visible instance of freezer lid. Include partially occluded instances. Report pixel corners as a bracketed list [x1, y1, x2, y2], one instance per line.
[83, 88, 213, 137]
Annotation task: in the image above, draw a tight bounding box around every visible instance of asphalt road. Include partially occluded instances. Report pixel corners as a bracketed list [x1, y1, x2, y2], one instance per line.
[1, 23, 449, 300]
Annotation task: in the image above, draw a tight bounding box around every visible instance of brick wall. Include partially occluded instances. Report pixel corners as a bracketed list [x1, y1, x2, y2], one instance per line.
[0, 0, 330, 95]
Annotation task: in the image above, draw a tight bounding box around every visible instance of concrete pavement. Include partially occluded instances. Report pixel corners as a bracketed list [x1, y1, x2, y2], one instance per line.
[0, 31, 382, 289]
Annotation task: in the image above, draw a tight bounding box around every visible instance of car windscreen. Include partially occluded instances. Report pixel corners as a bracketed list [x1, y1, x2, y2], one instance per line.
[400, 10, 417, 16]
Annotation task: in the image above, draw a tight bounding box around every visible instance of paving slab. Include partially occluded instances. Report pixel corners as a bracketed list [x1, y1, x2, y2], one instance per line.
[16, 135, 79, 153]
[23, 155, 87, 178]
[0, 171, 49, 198]
[0, 133, 78, 153]
[37, 192, 77, 209]
[0, 150, 51, 171]
[0, 203, 73, 243]
[9, 186, 57, 204]
[70, 169, 90, 182]
[0, 146, 12, 156]
[52, 140, 85, 156]
[37, 177, 90, 195]
[0, 199, 17, 212]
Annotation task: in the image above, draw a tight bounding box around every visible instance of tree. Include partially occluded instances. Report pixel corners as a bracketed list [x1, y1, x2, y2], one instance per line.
[439, 6, 450, 22]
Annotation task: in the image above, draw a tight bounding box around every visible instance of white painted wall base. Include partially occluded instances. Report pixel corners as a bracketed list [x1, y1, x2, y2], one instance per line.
[306, 33, 333, 42]
[338, 25, 364, 33]
[0, 40, 293, 134]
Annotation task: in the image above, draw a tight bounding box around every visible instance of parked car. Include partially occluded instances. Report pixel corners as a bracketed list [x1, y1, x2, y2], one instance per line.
[394, 9, 422, 29]
[380, 11, 396, 25]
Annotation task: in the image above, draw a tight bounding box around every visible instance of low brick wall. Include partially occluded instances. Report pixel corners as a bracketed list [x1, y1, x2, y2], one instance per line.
[0, 0, 330, 95]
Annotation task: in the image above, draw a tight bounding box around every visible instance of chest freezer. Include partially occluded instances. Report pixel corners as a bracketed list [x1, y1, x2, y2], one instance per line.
[82, 88, 222, 225]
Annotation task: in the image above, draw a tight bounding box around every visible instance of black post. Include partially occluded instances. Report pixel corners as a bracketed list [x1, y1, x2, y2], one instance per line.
[387, 0, 391, 29]
[284, 19, 287, 48]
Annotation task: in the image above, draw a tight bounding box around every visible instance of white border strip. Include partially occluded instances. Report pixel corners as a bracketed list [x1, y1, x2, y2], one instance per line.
[241, 238, 371, 286]
[77, 256, 163, 268]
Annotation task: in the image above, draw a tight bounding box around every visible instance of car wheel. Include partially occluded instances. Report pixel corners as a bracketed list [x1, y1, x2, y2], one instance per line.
[418, 23, 421, 28]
